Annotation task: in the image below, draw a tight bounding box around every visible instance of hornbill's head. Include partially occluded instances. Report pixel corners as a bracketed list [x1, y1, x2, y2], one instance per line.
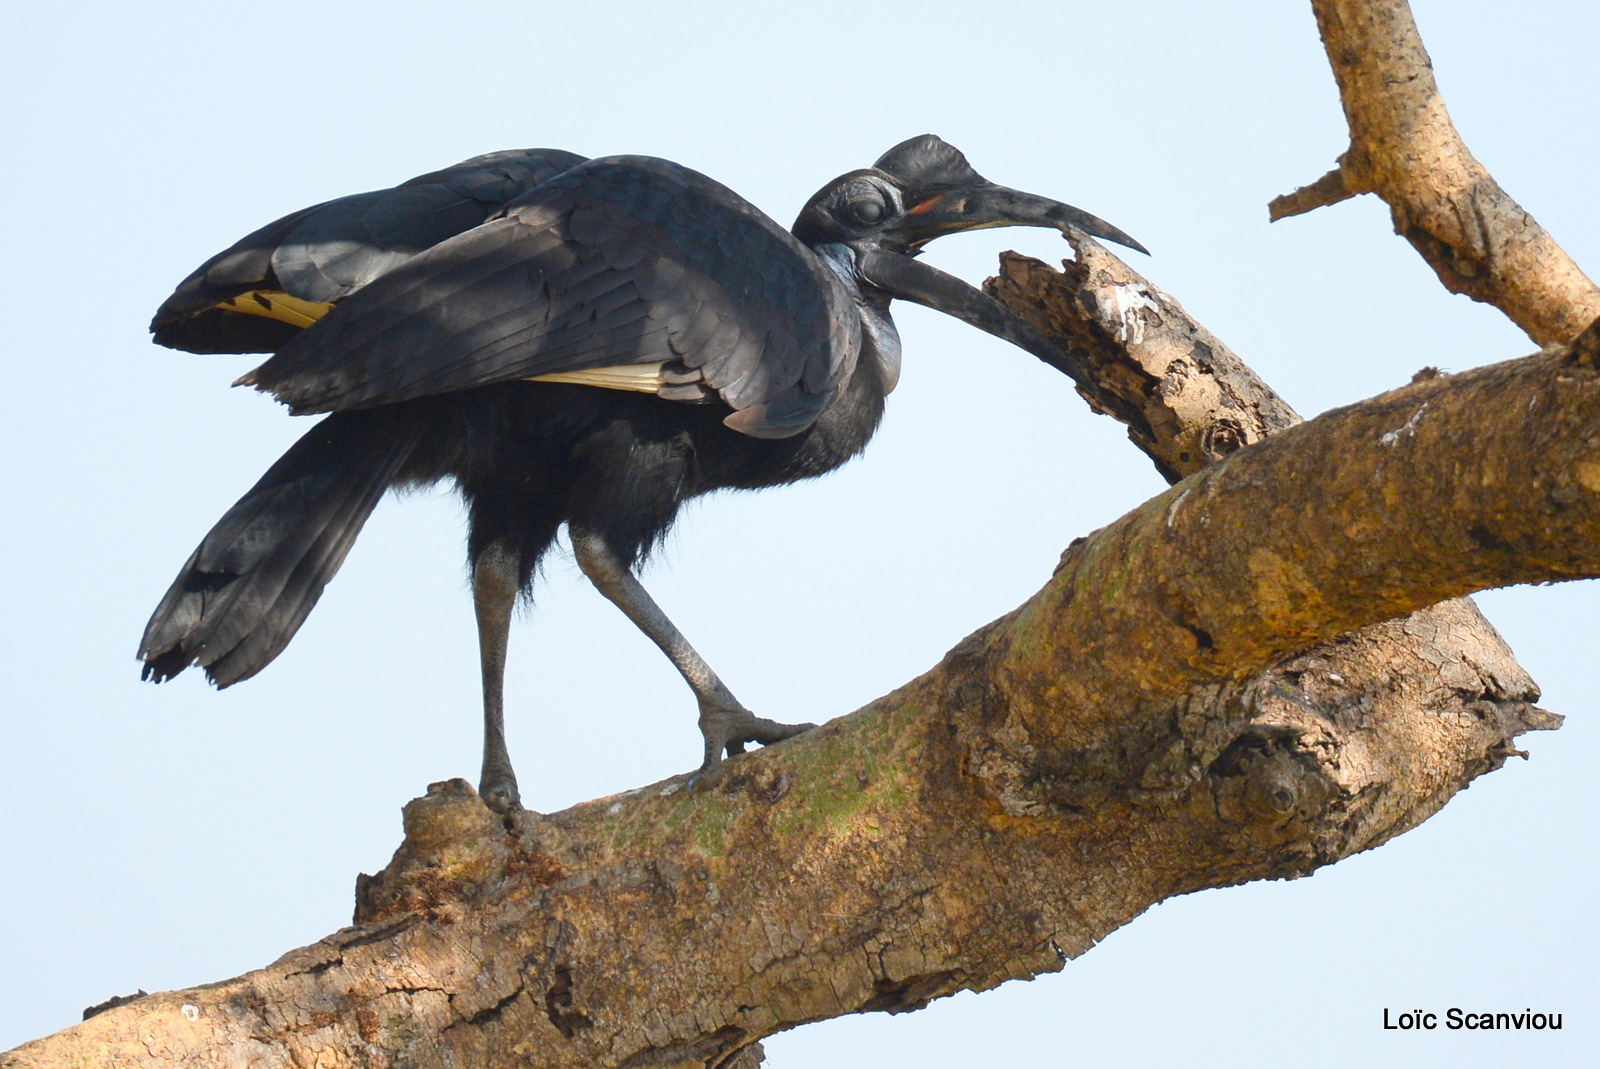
[793, 133, 1145, 257]
[791, 135, 1145, 383]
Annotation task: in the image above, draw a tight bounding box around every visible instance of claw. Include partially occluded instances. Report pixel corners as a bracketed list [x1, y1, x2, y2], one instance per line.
[691, 696, 816, 792]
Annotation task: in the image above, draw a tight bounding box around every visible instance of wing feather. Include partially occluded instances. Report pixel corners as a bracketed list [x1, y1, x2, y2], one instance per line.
[151, 148, 588, 353]
[248, 156, 861, 438]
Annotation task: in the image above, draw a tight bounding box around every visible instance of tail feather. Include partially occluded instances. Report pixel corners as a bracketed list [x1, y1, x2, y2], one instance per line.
[201, 466, 392, 685]
[139, 409, 419, 687]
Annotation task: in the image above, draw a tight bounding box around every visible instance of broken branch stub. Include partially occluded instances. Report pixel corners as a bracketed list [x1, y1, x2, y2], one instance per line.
[986, 240, 1297, 483]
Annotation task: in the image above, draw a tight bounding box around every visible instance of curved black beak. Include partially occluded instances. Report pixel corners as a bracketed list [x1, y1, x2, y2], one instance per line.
[857, 248, 1091, 391]
[885, 181, 1148, 256]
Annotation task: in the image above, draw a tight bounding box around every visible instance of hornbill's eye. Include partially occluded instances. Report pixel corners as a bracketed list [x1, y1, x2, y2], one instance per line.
[846, 194, 885, 225]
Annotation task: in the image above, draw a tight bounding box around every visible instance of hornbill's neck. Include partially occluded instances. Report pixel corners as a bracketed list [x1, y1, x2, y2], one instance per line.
[811, 240, 903, 396]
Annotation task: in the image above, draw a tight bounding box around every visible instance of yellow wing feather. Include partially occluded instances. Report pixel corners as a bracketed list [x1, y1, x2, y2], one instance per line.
[525, 364, 666, 393]
[217, 291, 337, 329]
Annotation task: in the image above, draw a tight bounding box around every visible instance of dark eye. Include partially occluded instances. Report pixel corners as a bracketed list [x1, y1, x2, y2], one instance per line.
[846, 195, 885, 225]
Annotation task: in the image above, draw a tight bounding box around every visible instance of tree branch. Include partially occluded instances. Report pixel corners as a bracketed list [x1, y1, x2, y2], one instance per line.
[1274, 0, 1600, 345]
[8, 326, 1587, 1067]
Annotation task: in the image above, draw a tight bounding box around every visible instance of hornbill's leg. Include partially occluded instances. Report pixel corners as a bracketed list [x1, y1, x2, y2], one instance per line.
[569, 525, 815, 785]
[473, 541, 522, 812]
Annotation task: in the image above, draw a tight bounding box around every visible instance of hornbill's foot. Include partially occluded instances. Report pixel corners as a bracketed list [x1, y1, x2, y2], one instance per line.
[690, 698, 816, 791]
[480, 772, 522, 813]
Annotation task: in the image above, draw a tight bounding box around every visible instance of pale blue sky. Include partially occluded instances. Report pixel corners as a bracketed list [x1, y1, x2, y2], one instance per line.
[1, 2, 1594, 1064]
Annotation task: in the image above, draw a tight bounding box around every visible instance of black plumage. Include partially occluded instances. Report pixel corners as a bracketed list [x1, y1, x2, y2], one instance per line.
[140, 136, 1144, 808]
[243, 156, 860, 437]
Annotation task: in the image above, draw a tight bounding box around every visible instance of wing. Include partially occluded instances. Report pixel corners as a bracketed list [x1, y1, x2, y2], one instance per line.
[245, 156, 862, 439]
[151, 148, 588, 353]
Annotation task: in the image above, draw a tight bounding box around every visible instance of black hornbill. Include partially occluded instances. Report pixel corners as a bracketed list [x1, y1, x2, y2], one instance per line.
[139, 135, 1145, 810]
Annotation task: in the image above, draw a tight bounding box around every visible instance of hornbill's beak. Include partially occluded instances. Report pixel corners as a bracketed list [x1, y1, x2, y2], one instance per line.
[886, 182, 1148, 256]
[858, 182, 1145, 391]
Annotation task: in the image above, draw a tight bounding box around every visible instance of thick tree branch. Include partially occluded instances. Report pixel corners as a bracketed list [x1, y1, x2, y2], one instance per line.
[8, 333, 1585, 1068]
[1274, 0, 1600, 345]
[1013, 346, 1598, 710]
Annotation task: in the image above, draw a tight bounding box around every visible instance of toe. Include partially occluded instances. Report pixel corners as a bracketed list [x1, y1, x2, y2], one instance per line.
[745, 718, 818, 746]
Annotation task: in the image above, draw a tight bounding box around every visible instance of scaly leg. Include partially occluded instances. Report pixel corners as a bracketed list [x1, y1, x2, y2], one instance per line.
[473, 541, 522, 812]
[570, 526, 815, 785]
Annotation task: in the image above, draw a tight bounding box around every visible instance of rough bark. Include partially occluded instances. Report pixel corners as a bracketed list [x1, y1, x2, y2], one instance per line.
[985, 239, 1300, 482]
[1268, 0, 1600, 346]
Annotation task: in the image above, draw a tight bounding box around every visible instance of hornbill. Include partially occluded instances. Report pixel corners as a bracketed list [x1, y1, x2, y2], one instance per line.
[139, 136, 1145, 811]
